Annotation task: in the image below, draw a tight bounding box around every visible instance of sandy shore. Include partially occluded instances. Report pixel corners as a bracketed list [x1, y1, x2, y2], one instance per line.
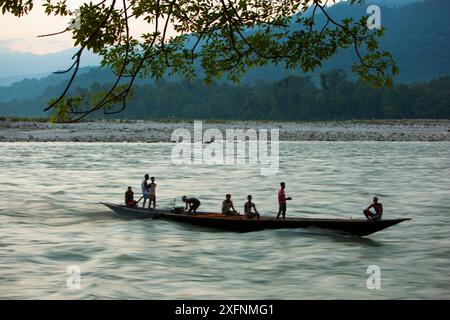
[0, 119, 449, 142]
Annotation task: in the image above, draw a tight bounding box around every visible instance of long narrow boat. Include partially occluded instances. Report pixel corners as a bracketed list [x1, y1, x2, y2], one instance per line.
[101, 203, 410, 237]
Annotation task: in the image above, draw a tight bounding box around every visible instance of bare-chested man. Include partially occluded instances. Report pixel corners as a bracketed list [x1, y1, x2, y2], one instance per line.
[222, 194, 238, 216]
[363, 197, 383, 221]
[244, 195, 260, 219]
[182, 196, 201, 214]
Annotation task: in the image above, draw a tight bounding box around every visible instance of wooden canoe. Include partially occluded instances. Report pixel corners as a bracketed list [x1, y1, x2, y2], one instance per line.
[101, 203, 410, 236]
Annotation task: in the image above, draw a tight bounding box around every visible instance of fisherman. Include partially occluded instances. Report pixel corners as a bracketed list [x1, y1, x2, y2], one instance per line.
[141, 174, 150, 208]
[244, 195, 260, 219]
[363, 197, 383, 221]
[148, 176, 157, 209]
[182, 196, 201, 214]
[277, 182, 292, 219]
[125, 186, 137, 206]
[222, 194, 238, 216]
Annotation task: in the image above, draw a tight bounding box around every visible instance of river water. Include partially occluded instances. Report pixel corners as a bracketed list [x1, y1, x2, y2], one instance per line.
[0, 142, 449, 299]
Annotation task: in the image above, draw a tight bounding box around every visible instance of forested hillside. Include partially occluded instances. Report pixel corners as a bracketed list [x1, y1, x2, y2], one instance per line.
[0, 0, 449, 120]
[1, 71, 448, 120]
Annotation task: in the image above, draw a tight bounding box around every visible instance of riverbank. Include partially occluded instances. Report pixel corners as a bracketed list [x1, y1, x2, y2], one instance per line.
[0, 119, 449, 142]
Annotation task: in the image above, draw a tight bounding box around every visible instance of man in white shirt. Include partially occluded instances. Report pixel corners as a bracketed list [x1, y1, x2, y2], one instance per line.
[141, 174, 150, 208]
[148, 176, 157, 209]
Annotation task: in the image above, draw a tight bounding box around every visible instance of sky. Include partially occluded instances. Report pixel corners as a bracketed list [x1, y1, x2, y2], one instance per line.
[0, 0, 85, 54]
[0, 0, 192, 56]
[0, 0, 160, 55]
[1, 0, 413, 56]
[0, 0, 339, 55]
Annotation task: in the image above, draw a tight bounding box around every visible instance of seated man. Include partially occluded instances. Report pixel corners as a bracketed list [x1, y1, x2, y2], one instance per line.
[222, 194, 238, 216]
[182, 195, 201, 214]
[125, 186, 137, 206]
[244, 195, 260, 219]
[363, 197, 383, 221]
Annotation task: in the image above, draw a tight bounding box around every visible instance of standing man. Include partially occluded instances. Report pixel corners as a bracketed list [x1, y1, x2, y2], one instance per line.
[141, 174, 150, 208]
[148, 176, 157, 209]
[277, 182, 292, 219]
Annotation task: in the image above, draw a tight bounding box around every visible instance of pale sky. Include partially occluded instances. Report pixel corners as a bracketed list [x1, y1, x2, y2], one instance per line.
[0, 0, 85, 54]
[0, 0, 338, 55]
[0, 0, 158, 55]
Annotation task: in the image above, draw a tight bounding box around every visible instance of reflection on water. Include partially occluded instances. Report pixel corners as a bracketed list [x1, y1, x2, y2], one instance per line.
[0, 142, 449, 299]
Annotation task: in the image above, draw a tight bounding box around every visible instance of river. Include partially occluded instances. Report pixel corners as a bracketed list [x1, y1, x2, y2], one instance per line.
[0, 142, 449, 299]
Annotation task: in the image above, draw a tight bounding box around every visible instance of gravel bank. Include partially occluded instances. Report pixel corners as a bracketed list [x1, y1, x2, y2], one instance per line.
[0, 120, 449, 142]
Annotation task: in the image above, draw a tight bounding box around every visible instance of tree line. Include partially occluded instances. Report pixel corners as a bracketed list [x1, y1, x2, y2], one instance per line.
[96, 70, 450, 121]
[1, 70, 449, 121]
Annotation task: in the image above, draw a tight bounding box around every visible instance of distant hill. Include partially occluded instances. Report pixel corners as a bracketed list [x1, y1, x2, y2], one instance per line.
[0, 48, 101, 82]
[236, 0, 449, 84]
[316, 0, 450, 83]
[1, 71, 448, 120]
[367, 0, 424, 7]
[0, 73, 49, 87]
[0, 67, 112, 102]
